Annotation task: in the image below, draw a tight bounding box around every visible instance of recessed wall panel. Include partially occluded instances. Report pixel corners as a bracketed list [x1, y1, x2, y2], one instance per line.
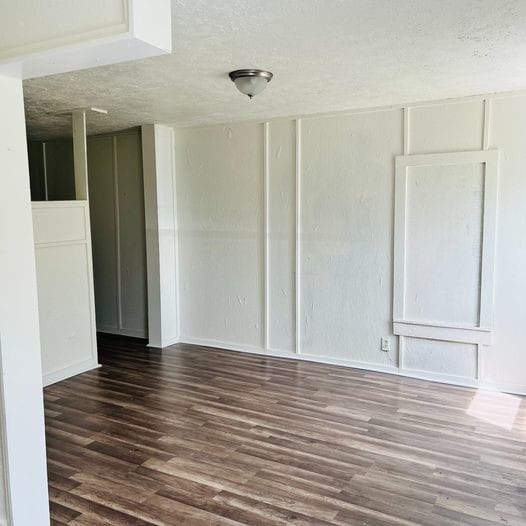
[405, 163, 484, 326]
[409, 100, 484, 154]
[403, 337, 477, 379]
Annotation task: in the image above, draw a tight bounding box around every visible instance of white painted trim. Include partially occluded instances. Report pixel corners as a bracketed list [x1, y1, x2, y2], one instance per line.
[396, 149, 497, 168]
[478, 149, 499, 329]
[72, 110, 89, 200]
[398, 335, 405, 369]
[393, 321, 492, 345]
[393, 149, 499, 338]
[43, 359, 100, 387]
[177, 338, 526, 395]
[476, 343, 483, 380]
[82, 203, 99, 370]
[263, 122, 270, 351]
[0, 340, 13, 525]
[147, 335, 180, 349]
[112, 135, 123, 331]
[32, 201, 99, 382]
[42, 142, 49, 201]
[483, 98, 492, 151]
[31, 199, 89, 208]
[295, 119, 302, 354]
[169, 126, 179, 342]
[403, 107, 410, 155]
[174, 88, 526, 132]
[171, 129, 181, 342]
[0, 0, 129, 60]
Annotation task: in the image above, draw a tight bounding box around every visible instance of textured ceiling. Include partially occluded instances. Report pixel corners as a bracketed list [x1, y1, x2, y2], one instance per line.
[24, 0, 526, 139]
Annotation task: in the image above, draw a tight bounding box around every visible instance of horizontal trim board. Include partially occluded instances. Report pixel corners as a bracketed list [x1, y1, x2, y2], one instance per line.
[178, 338, 526, 395]
[34, 239, 88, 248]
[31, 200, 89, 208]
[43, 359, 100, 387]
[393, 321, 493, 345]
[173, 88, 526, 132]
[396, 149, 498, 168]
[393, 319, 492, 332]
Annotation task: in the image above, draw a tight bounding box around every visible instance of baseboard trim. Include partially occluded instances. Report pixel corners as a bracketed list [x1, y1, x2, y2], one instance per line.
[43, 359, 101, 387]
[147, 335, 180, 349]
[179, 337, 526, 396]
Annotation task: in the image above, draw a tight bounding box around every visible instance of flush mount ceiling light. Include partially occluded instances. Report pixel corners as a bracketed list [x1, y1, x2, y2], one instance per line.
[229, 69, 273, 99]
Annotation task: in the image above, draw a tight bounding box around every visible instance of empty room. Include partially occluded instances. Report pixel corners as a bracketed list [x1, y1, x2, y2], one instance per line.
[1, 1, 526, 525]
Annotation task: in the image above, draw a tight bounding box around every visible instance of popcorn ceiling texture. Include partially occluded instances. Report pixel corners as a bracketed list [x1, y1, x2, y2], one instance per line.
[23, 0, 526, 139]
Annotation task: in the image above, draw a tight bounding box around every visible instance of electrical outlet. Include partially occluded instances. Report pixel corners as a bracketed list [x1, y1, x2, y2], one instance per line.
[381, 338, 390, 352]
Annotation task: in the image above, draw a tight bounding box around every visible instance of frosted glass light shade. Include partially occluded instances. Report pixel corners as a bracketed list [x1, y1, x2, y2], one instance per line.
[229, 69, 273, 99]
[233, 76, 269, 98]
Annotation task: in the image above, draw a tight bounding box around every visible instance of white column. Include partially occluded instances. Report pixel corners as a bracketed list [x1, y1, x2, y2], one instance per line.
[72, 110, 89, 200]
[142, 124, 179, 348]
[0, 75, 50, 525]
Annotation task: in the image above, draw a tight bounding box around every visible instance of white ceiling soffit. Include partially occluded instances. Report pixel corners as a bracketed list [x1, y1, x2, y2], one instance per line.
[23, 0, 526, 140]
[0, 1, 171, 81]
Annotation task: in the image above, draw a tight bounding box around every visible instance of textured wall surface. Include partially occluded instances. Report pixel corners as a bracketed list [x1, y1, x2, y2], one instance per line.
[174, 93, 526, 394]
[176, 124, 264, 348]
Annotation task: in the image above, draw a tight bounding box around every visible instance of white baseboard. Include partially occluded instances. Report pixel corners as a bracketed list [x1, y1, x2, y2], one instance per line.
[43, 359, 100, 387]
[178, 337, 526, 396]
[147, 335, 180, 349]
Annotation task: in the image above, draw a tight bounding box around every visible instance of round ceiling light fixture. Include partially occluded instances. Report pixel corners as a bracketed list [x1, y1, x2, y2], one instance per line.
[229, 69, 273, 99]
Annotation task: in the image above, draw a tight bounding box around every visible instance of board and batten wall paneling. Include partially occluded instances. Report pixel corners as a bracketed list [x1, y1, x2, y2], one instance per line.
[175, 124, 264, 350]
[32, 201, 99, 386]
[115, 132, 148, 338]
[87, 136, 119, 332]
[173, 93, 526, 395]
[300, 110, 402, 365]
[485, 96, 526, 391]
[87, 129, 148, 339]
[267, 121, 296, 353]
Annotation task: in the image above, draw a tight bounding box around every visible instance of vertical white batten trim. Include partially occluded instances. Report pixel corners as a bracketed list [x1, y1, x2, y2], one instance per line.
[170, 127, 181, 340]
[42, 142, 49, 200]
[263, 122, 270, 351]
[403, 107, 410, 155]
[72, 110, 89, 200]
[0, 341, 13, 525]
[112, 136, 123, 330]
[295, 119, 302, 354]
[483, 98, 492, 151]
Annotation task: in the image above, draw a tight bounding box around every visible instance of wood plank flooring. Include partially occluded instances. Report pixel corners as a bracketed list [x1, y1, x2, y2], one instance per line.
[45, 335, 526, 525]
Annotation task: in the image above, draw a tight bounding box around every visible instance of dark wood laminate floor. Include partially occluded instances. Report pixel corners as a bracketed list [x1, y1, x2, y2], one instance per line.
[45, 335, 526, 526]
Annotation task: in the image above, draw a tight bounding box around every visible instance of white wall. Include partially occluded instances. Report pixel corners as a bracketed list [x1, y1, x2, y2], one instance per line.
[33, 201, 99, 386]
[0, 75, 49, 525]
[174, 92, 526, 395]
[88, 130, 148, 339]
[142, 124, 179, 348]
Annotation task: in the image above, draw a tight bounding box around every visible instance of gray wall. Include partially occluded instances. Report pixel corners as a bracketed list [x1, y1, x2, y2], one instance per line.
[27, 129, 148, 339]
